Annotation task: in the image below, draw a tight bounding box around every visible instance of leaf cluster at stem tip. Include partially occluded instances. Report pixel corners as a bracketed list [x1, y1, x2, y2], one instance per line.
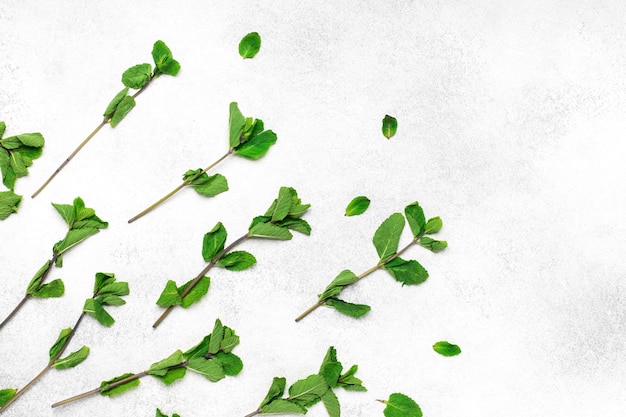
[250, 346, 365, 417]
[0, 121, 44, 219]
[297, 201, 447, 321]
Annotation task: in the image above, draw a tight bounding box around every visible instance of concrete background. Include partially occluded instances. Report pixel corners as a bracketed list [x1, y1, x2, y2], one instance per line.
[1, 1, 625, 416]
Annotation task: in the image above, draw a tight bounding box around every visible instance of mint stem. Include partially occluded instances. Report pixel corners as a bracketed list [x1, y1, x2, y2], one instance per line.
[152, 232, 249, 328]
[0, 308, 88, 411]
[31, 119, 109, 198]
[294, 235, 421, 322]
[243, 410, 262, 417]
[128, 148, 234, 223]
[0, 252, 58, 330]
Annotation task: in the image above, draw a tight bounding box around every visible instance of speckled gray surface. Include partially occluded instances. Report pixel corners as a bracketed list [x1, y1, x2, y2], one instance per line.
[1, 1, 626, 416]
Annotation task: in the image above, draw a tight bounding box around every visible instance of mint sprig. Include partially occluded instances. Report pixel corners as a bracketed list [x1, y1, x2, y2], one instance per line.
[0, 273, 128, 412]
[128, 102, 278, 223]
[244, 347, 365, 417]
[295, 201, 446, 322]
[0, 197, 107, 330]
[31, 40, 180, 198]
[0, 121, 44, 219]
[52, 318, 241, 408]
[152, 186, 310, 328]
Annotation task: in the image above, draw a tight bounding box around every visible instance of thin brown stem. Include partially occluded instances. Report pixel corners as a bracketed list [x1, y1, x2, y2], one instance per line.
[0, 365, 50, 412]
[51, 371, 148, 408]
[31, 119, 109, 198]
[0, 253, 58, 330]
[243, 410, 262, 417]
[152, 233, 249, 328]
[294, 235, 422, 322]
[128, 149, 233, 223]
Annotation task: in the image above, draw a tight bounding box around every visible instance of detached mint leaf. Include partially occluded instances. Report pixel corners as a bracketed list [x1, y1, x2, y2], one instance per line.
[103, 87, 130, 117]
[53, 345, 90, 369]
[384, 257, 428, 286]
[234, 130, 277, 159]
[0, 190, 22, 220]
[110, 95, 136, 127]
[183, 169, 229, 197]
[382, 393, 422, 417]
[121, 63, 152, 89]
[372, 213, 405, 261]
[239, 32, 262, 59]
[0, 389, 16, 407]
[325, 297, 370, 318]
[345, 196, 370, 216]
[100, 373, 140, 397]
[216, 251, 256, 271]
[202, 222, 227, 262]
[433, 341, 461, 357]
[382, 115, 397, 139]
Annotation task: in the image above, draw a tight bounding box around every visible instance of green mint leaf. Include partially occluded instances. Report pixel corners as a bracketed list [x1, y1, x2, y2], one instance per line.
[319, 346, 342, 388]
[424, 217, 443, 234]
[103, 87, 130, 117]
[100, 373, 140, 397]
[325, 297, 371, 318]
[202, 222, 227, 262]
[25, 260, 51, 295]
[216, 250, 257, 271]
[187, 357, 225, 382]
[0, 132, 44, 189]
[83, 299, 115, 326]
[220, 334, 240, 353]
[148, 350, 184, 376]
[259, 377, 286, 409]
[121, 63, 152, 89]
[0, 190, 21, 220]
[373, 212, 405, 261]
[271, 186, 293, 222]
[49, 328, 72, 360]
[208, 319, 224, 354]
[384, 257, 428, 286]
[261, 399, 307, 415]
[229, 102, 246, 148]
[244, 118, 264, 142]
[183, 169, 229, 197]
[54, 228, 100, 255]
[337, 364, 366, 391]
[183, 334, 211, 360]
[1, 133, 44, 148]
[94, 272, 116, 293]
[31, 279, 65, 298]
[287, 374, 328, 406]
[0, 389, 16, 407]
[234, 130, 277, 159]
[320, 270, 358, 300]
[0, 121, 5, 138]
[152, 367, 187, 385]
[239, 32, 262, 59]
[156, 409, 167, 417]
[345, 196, 370, 216]
[433, 341, 461, 356]
[179, 276, 211, 308]
[99, 294, 126, 306]
[53, 345, 90, 369]
[276, 218, 311, 235]
[248, 221, 293, 240]
[110, 95, 136, 127]
[382, 115, 397, 139]
[152, 40, 181, 76]
[321, 389, 340, 417]
[382, 393, 422, 417]
[156, 280, 183, 307]
[418, 236, 447, 253]
[213, 351, 243, 376]
[404, 202, 426, 237]
[51, 202, 75, 226]
[98, 281, 130, 297]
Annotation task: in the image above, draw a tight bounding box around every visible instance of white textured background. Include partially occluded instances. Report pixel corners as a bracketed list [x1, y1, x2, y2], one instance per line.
[1, 1, 626, 416]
